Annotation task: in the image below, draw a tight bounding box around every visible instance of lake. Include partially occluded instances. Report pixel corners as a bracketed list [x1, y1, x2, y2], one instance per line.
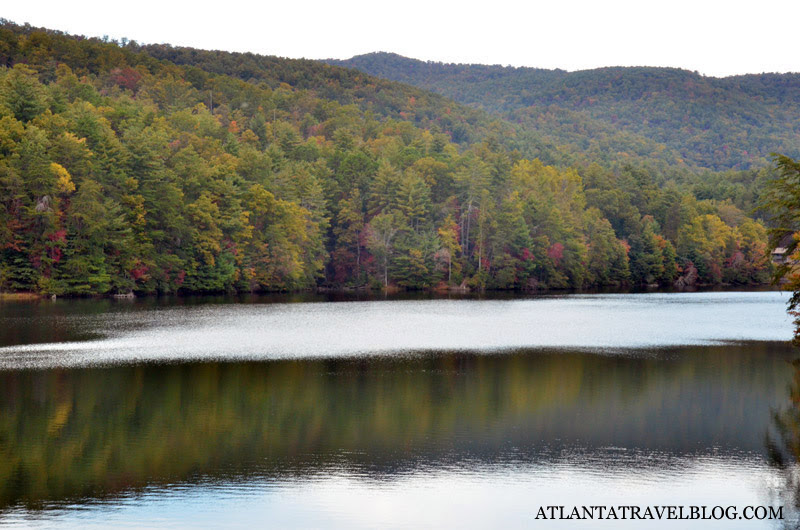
[0, 291, 798, 528]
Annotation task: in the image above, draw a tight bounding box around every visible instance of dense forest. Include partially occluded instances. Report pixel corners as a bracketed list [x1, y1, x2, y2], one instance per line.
[0, 20, 773, 295]
[329, 52, 800, 171]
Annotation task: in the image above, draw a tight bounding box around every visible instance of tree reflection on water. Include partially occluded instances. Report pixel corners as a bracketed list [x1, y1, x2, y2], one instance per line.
[767, 358, 800, 528]
[0, 343, 795, 512]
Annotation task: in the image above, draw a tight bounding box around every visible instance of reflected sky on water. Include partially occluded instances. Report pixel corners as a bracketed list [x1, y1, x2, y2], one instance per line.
[0, 457, 783, 529]
[0, 291, 792, 369]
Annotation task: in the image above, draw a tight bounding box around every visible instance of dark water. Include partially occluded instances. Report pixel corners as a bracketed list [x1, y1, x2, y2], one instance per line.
[0, 292, 798, 528]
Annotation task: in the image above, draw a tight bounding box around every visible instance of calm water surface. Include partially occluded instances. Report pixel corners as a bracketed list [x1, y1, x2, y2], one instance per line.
[0, 291, 791, 369]
[0, 291, 798, 528]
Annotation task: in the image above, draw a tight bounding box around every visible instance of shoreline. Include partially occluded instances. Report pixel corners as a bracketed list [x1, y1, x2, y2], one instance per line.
[0, 283, 783, 304]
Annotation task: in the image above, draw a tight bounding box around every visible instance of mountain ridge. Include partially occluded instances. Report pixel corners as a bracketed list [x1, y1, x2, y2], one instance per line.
[327, 52, 800, 171]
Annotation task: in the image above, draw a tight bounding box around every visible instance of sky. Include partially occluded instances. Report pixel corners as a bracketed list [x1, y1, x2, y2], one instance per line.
[4, 0, 800, 77]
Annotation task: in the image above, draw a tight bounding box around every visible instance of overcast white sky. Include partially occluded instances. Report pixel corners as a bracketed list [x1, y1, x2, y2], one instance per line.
[4, 0, 799, 77]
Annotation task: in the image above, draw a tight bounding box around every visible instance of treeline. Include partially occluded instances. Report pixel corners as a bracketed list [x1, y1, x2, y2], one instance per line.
[330, 53, 800, 171]
[0, 22, 515, 150]
[0, 21, 772, 295]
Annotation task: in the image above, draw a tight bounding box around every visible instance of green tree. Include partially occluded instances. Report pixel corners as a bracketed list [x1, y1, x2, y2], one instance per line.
[0, 65, 48, 122]
[437, 214, 461, 284]
[366, 211, 405, 287]
[763, 155, 800, 317]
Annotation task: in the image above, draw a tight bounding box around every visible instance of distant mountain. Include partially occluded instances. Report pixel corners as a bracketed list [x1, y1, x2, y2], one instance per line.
[327, 52, 800, 171]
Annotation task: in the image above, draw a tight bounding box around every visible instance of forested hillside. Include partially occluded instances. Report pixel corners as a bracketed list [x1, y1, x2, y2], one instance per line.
[329, 52, 800, 171]
[0, 21, 772, 295]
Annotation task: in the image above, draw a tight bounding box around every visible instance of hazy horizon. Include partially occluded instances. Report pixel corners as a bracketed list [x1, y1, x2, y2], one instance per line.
[4, 0, 800, 77]
[329, 51, 799, 78]
[5, 20, 798, 79]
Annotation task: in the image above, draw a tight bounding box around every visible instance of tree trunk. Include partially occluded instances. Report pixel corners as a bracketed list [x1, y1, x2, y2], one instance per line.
[448, 255, 452, 283]
[356, 231, 361, 283]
